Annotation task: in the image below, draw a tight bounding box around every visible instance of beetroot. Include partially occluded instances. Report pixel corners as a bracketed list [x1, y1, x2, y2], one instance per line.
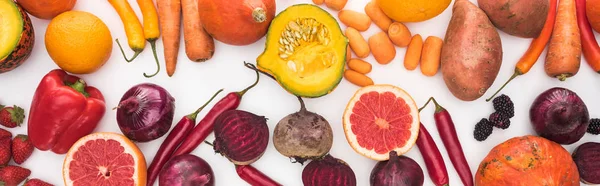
[302, 154, 357, 186]
[530, 87, 589, 144]
[370, 151, 424, 186]
[273, 97, 333, 164]
[159, 154, 214, 186]
[212, 110, 269, 165]
[572, 142, 600, 184]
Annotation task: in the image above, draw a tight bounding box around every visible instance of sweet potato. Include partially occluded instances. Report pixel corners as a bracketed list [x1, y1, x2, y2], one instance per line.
[477, 0, 549, 38]
[441, 0, 503, 101]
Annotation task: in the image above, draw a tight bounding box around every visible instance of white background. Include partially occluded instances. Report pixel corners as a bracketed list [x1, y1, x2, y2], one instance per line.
[0, 0, 599, 185]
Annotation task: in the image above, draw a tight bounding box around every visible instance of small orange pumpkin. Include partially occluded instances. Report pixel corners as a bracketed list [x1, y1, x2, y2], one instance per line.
[475, 135, 580, 186]
[198, 0, 275, 46]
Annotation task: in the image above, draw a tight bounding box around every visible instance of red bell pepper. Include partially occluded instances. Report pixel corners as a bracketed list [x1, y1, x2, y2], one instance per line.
[27, 69, 105, 154]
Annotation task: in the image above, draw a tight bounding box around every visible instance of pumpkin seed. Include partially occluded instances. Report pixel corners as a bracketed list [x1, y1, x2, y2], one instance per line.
[280, 53, 289, 59]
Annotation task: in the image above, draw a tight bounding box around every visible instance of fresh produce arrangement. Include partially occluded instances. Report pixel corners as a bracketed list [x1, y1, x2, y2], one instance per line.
[2, 0, 600, 185]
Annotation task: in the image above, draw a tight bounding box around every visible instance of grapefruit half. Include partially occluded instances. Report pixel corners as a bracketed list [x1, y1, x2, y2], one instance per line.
[343, 84, 420, 160]
[63, 132, 146, 186]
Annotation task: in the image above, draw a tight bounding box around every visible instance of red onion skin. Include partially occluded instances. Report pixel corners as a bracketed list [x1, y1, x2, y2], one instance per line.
[530, 87, 589, 144]
[572, 142, 600, 184]
[116, 83, 175, 142]
[370, 151, 424, 186]
[159, 154, 214, 186]
[213, 110, 269, 165]
[302, 155, 357, 186]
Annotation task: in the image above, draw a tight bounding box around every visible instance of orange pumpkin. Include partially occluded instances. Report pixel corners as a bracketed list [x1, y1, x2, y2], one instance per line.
[475, 135, 580, 186]
[198, 0, 275, 46]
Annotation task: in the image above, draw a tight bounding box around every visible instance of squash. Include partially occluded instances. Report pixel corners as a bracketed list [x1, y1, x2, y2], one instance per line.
[475, 135, 580, 186]
[257, 4, 347, 98]
[198, 0, 275, 46]
[0, 0, 34, 73]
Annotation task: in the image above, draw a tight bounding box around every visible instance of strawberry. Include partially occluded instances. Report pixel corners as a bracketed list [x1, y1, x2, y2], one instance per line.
[0, 137, 11, 166]
[12, 134, 33, 164]
[0, 105, 25, 128]
[0, 128, 11, 139]
[0, 165, 30, 186]
[23, 178, 53, 186]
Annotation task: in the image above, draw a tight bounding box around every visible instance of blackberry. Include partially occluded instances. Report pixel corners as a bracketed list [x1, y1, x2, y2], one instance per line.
[489, 112, 511, 129]
[588, 118, 600, 135]
[474, 118, 493, 141]
[493, 94, 514, 118]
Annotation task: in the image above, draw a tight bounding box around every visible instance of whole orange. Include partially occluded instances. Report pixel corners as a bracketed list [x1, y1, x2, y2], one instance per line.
[377, 0, 451, 22]
[588, 0, 600, 33]
[16, 0, 77, 20]
[45, 11, 112, 74]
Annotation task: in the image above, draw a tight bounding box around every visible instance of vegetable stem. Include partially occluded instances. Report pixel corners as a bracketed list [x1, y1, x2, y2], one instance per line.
[419, 97, 444, 113]
[238, 62, 261, 97]
[297, 96, 307, 113]
[486, 70, 520, 102]
[68, 79, 89, 97]
[143, 41, 161, 78]
[116, 39, 141, 62]
[187, 89, 224, 120]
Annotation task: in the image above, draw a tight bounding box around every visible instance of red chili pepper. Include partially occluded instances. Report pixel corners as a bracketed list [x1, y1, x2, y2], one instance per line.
[575, 0, 600, 72]
[421, 97, 473, 186]
[146, 89, 223, 186]
[236, 165, 282, 186]
[27, 69, 105, 154]
[415, 122, 449, 186]
[172, 65, 259, 156]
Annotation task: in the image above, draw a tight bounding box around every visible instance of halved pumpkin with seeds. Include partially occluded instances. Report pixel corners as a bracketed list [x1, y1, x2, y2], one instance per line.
[257, 4, 347, 98]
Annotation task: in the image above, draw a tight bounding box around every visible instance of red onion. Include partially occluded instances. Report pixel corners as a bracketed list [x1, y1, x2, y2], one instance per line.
[116, 83, 175, 142]
[370, 151, 424, 186]
[212, 110, 269, 165]
[302, 154, 356, 186]
[159, 154, 214, 186]
[529, 87, 589, 144]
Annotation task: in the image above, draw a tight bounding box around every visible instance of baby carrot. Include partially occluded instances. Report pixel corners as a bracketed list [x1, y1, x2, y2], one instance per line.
[345, 27, 370, 58]
[420, 36, 443, 76]
[137, 0, 161, 77]
[545, 0, 581, 81]
[404, 34, 423, 70]
[313, 0, 324, 5]
[388, 22, 412, 47]
[348, 59, 372, 74]
[346, 45, 352, 62]
[486, 0, 558, 101]
[344, 69, 374, 87]
[365, 1, 392, 32]
[109, 0, 145, 62]
[369, 32, 396, 65]
[338, 10, 372, 31]
[324, 0, 347, 11]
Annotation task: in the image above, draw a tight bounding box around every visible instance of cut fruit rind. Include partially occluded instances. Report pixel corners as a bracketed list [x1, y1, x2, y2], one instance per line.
[0, 0, 23, 60]
[343, 84, 420, 161]
[63, 132, 146, 186]
[257, 4, 348, 98]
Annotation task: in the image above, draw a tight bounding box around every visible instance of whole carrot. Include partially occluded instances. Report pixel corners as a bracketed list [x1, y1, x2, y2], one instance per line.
[146, 89, 223, 186]
[182, 0, 215, 62]
[109, 0, 145, 62]
[545, 0, 581, 81]
[575, 0, 600, 72]
[415, 122, 449, 186]
[486, 0, 558, 101]
[172, 63, 259, 156]
[421, 97, 473, 186]
[136, 0, 161, 78]
[236, 165, 282, 186]
[157, 0, 181, 77]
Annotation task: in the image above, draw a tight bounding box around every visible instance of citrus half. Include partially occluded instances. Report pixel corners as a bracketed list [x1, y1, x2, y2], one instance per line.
[343, 84, 420, 160]
[63, 132, 146, 186]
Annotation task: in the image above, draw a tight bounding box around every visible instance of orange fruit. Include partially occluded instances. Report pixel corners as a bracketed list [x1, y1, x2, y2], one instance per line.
[63, 132, 146, 186]
[343, 84, 420, 160]
[377, 0, 451, 22]
[45, 11, 112, 74]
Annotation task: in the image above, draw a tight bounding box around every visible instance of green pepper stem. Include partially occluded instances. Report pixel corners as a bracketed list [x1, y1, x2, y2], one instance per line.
[486, 69, 521, 102]
[187, 89, 224, 121]
[143, 41, 161, 78]
[418, 97, 445, 113]
[237, 62, 261, 97]
[68, 79, 89, 97]
[116, 39, 141, 62]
